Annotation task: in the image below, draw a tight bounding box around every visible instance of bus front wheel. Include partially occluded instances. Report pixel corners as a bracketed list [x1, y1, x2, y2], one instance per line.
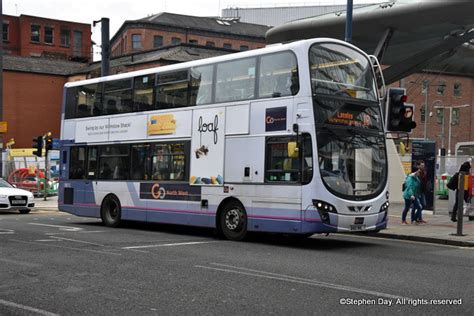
[101, 195, 122, 227]
[219, 201, 247, 241]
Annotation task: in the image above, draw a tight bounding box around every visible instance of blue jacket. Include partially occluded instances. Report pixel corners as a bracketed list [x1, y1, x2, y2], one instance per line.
[403, 173, 421, 200]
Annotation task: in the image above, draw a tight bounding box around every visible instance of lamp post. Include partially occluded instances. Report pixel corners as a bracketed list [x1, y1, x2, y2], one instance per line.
[433, 103, 470, 155]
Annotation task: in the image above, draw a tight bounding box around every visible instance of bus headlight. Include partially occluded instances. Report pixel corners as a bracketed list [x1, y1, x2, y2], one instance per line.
[312, 200, 337, 224]
[379, 201, 390, 213]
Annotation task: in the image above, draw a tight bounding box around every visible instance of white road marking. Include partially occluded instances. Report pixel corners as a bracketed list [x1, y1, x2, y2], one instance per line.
[10, 239, 121, 256]
[0, 258, 41, 268]
[0, 299, 59, 316]
[49, 236, 105, 246]
[123, 240, 219, 249]
[44, 230, 107, 236]
[35, 239, 63, 242]
[0, 229, 14, 234]
[28, 223, 82, 231]
[196, 263, 411, 301]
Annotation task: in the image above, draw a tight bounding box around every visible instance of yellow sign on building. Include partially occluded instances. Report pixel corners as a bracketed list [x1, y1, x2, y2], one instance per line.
[0, 121, 8, 133]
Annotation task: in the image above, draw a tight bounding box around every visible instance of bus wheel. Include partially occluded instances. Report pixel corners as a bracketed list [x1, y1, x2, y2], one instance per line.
[101, 195, 122, 227]
[219, 201, 247, 241]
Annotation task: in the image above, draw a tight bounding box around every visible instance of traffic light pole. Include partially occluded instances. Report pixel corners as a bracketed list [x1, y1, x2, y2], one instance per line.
[43, 149, 48, 201]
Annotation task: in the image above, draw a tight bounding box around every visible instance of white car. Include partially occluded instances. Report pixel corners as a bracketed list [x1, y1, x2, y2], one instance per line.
[0, 179, 35, 214]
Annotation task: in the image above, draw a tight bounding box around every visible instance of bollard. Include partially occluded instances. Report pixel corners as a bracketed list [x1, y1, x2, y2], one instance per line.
[455, 172, 465, 236]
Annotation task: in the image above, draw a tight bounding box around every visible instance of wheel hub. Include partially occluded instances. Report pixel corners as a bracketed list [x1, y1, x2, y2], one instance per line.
[225, 209, 241, 231]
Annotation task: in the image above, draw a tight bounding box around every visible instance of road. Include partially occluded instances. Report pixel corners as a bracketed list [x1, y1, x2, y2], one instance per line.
[1, 210, 473, 315]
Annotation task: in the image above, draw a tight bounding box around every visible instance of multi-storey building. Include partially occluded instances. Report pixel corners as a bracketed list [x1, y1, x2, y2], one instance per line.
[110, 12, 269, 58]
[3, 14, 92, 62]
[1, 14, 92, 148]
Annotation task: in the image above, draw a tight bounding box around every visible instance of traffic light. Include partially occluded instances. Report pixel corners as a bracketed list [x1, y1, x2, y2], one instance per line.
[32, 136, 43, 157]
[44, 133, 53, 156]
[385, 88, 417, 132]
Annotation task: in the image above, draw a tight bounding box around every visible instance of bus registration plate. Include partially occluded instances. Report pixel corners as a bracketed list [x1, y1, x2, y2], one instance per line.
[350, 224, 366, 231]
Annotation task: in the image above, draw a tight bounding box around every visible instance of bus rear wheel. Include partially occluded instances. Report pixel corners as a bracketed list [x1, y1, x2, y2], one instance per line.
[219, 201, 247, 241]
[101, 195, 122, 227]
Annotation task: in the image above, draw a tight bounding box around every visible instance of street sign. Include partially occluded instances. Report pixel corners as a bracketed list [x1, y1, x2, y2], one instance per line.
[52, 138, 60, 150]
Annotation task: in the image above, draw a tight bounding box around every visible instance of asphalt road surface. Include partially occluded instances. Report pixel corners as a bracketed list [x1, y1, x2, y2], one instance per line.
[1, 210, 473, 315]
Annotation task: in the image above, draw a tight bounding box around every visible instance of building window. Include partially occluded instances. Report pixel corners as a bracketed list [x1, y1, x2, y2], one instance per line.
[60, 29, 70, 47]
[44, 26, 54, 44]
[132, 34, 142, 49]
[240, 45, 249, 51]
[73, 31, 83, 57]
[223, 43, 232, 49]
[171, 37, 181, 45]
[31, 25, 40, 42]
[153, 35, 163, 48]
[453, 82, 462, 97]
[437, 81, 446, 95]
[206, 41, 215, 47]
[3, 23, 9, 41]
[422, 80, 429, 95]
[420, 106, 426, 123]
[452, 108, 460, 125]
[189, 39, 198, 44]
[436, 108, 444, 124]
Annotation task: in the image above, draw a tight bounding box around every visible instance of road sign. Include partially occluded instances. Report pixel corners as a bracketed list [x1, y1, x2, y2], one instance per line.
[52, 138, 60, 150]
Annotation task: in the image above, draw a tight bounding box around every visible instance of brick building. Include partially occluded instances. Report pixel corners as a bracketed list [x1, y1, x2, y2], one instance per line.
[3, 14, 92, 62]
[110, 12, 269, 58]
[3, 56, 86, 147]
[401, 73, 474, 155]
[1, 14, 92, 148]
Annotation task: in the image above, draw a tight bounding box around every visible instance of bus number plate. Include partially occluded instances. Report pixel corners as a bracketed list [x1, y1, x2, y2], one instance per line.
[350, 224, 366, 231]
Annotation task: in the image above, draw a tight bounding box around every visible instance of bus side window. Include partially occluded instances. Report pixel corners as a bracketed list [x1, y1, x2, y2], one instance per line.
[265, 137, 300, 183]
[69, 147, 86, 179]
[258, 52, 299, 99]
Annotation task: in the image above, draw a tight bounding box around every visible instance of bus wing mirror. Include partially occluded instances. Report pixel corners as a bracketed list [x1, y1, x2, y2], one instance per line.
[288, 142, 299, 158]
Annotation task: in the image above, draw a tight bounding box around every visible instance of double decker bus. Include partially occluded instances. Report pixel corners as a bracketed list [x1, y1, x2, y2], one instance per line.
[59, 38, 389, 240]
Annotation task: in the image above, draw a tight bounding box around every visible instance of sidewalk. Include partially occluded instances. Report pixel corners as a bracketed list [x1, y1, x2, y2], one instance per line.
[33, 195, 59, 210]
[366, 198, 474, 247]
[32, 196, 474, 247]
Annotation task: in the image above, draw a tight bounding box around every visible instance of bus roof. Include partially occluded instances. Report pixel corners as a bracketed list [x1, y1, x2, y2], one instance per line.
[64, 37, 364, 88]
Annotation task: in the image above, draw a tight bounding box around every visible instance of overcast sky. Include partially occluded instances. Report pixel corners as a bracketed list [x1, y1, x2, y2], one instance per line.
[3, 0, 384, 58]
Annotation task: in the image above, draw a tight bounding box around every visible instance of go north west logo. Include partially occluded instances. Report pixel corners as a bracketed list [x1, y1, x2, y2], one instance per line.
[265, 106, 287, 132]
[139, 183, 201, 201]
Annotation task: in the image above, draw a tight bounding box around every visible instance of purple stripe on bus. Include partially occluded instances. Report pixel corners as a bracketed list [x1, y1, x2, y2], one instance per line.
[62, 204, 322, 222]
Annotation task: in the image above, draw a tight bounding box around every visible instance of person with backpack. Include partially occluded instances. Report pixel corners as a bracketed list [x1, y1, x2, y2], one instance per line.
[415, 160, 429, 223]
[401, 168, 423, 224]
[451, 161, 471, 222]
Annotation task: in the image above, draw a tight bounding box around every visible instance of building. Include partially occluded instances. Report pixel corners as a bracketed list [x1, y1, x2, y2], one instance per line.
[1, 14, 92, 148]
[401, 73, 474, 155]
[110, 12, 270, 58]
[86, 44, 233, 78]
[3, 56, 86, 148]
[3, 14, 92, 62]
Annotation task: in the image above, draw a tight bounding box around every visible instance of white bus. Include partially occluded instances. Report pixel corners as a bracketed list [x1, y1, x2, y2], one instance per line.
[59, 38, 389, 240]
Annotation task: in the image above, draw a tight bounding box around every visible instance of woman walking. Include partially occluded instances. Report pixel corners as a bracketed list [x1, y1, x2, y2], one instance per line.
[402, 169, 422, 224]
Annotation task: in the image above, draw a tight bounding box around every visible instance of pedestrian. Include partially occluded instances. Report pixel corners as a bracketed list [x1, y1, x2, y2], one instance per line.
[415, 160, 428, 224]
[401, 168, 423, 224]
[451, 161, 471, 222]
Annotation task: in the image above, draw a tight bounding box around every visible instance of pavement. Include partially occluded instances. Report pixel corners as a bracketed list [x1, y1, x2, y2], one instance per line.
[32, 195, 474, 247]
